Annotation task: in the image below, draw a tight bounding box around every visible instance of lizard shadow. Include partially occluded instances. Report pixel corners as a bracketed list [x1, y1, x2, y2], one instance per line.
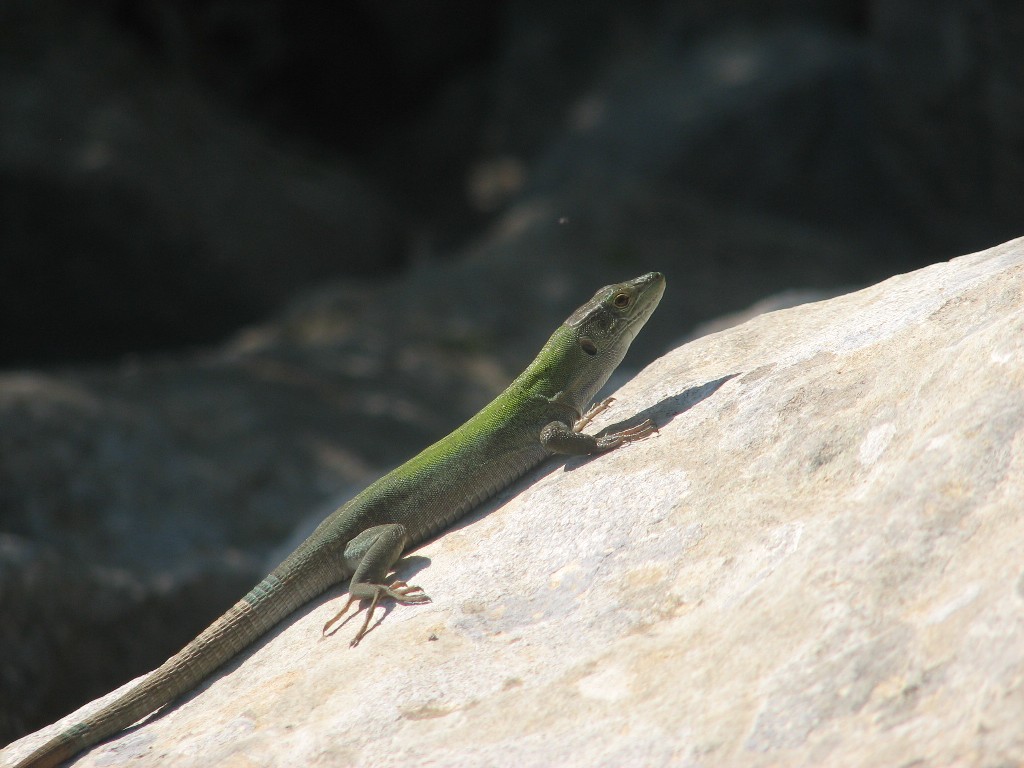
[561, 372, 737, 472]
[431, 372, 737, 538]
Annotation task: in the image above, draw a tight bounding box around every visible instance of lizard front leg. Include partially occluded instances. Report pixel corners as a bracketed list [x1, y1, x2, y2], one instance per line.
[540, 418, 656, 455]
[322, 524, 430, 646]
[540, 400, 656, 456]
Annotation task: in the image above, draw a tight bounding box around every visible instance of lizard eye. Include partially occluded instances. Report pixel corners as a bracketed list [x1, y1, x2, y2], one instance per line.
[613, 292, 631, 309]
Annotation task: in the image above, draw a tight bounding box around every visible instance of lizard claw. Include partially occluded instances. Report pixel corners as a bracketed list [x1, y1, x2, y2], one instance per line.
[385, 580, 431, 604]
[595, 418, 658, 450]
[324, 581, 432, 647]
[322, 595, 359, 636]
[574, 396, 616, 433]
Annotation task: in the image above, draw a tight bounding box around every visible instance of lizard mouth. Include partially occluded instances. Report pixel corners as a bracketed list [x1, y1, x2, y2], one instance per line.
[624, 271, 666, 338]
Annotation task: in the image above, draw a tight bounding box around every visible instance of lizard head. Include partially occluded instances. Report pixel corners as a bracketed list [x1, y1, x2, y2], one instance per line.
[521, 271, 666, 413]
[565, 271, 666, 346]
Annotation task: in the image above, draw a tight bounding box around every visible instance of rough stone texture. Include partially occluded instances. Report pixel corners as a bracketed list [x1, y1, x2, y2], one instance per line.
[5, 236, 1023, 766]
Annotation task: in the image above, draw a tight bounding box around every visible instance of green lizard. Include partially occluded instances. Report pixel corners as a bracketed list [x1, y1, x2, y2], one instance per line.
[12, 271, 665, 768]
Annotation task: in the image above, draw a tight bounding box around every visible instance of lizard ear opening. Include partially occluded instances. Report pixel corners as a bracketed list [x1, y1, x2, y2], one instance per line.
[579, 337, 598, 355]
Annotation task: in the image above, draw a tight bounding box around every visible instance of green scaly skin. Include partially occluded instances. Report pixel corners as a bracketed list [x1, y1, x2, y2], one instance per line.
[12, 272, 665, 768]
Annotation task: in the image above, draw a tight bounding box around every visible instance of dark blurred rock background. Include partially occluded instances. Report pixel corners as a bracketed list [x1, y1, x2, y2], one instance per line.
[1, 0, 1022, 744]
[2, 0, 1021, 367]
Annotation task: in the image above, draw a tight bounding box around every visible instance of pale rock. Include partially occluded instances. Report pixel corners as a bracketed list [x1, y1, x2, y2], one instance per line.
[5, 236, 1024, 766]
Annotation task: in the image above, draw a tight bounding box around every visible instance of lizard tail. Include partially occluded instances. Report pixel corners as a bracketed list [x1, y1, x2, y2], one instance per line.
[14, 558, 339, 768]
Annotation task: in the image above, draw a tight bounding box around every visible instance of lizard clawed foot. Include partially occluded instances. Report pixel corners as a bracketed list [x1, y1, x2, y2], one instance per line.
[385, 580, 431, 604]
[595, 418, 658, 450]
[322, 595, 360, 637]
[323, 581, 432, 647]
[576, 399, 658, 450]
[574, 396, 616, 433]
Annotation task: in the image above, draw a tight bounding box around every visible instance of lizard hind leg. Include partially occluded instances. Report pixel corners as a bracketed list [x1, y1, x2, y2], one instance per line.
[322, 523, 431, 647]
